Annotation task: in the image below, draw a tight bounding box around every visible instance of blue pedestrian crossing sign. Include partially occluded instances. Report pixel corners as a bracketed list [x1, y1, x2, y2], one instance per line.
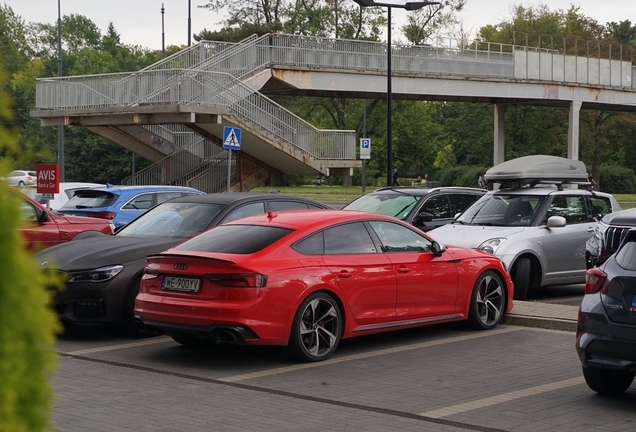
[360, 138, 371, 160]
[223, 127, 241, 150]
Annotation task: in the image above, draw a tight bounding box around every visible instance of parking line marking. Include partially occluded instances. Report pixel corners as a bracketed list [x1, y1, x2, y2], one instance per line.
[219, 326, 522, 383]
[61, 336, 173, 355]
[420, 376, 585, 418]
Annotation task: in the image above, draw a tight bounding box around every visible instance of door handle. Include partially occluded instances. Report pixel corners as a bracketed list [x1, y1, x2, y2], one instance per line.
[337, 271, 351, 278]
[397, 266, 410, 274]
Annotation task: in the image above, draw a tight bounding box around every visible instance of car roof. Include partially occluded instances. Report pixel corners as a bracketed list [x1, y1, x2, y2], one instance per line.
[165, 192, 332, 207]
[364, 186, 485, 196]
[491, 185, 615, 198]
[85, 184, 203, 193]
[224, 208, 397, 230]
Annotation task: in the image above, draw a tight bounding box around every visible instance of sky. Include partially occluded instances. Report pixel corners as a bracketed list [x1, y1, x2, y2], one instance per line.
[4, 0, 636, 51]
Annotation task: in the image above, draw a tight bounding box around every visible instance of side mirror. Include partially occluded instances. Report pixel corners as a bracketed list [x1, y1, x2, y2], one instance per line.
[546, 215, 566, 228]
[414, 211, 434, 223]
[431, 241, 446, 256]
[36, 207, 50, 223]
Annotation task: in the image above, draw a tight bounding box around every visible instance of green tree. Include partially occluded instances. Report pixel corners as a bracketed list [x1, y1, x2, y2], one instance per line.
[401, 0, 466, 45]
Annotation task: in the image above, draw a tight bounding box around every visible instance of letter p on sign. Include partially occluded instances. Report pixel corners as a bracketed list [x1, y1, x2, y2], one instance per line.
[36, 164, 60, 194]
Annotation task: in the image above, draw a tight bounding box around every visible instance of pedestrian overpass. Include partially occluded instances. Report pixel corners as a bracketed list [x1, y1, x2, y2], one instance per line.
[31, 33, 636, 192]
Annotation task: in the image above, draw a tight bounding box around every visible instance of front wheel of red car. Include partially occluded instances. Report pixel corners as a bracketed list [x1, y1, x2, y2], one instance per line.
[582, 367, 635, 395]
[466, 271, 506, 330]
[286, 292, 342, 362]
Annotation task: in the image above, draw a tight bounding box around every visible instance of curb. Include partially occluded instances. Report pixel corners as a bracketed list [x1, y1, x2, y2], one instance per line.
[503, 314, 577, 332]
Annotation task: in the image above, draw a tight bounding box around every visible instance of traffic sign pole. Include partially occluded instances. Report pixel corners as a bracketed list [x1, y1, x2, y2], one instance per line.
[223, 126, 242, 192]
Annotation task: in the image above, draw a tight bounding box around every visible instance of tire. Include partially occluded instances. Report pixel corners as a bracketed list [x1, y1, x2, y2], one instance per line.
[466, 271, 506, 330]
[72, 231, 106, 241]
[511, 257, 531, 300]
[582, 367, 635, 395]
[286, 292, 342, 362]
[123, 278, 156, 338]
[18, 181, 24, 187]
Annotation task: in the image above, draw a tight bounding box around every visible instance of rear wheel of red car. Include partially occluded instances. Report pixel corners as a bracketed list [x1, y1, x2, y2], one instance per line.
[582, 367, 635, 395]
[466, 271, 505, 330]
[286, 292, 342, 362]
[511, 257, 531, 300]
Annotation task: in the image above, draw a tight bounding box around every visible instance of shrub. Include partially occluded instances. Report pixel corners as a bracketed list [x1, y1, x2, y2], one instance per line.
[0, 75, 61, 432]
[599, 165, 636, 194]
[438, 166, 491, 188]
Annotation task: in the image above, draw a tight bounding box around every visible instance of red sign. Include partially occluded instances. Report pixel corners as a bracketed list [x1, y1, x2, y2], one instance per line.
[36, 164, 60, 194]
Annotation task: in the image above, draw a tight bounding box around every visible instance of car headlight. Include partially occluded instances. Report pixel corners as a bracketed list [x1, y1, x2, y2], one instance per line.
[593, 222, 608, 242]
[68, 265, 124, 283]
[478, 238, 507, 255]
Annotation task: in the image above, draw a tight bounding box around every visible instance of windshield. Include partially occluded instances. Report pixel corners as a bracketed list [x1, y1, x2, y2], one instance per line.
[456, 194, 545, 227]
[117, 202, 223, 238]
[343, 193, 421, 220]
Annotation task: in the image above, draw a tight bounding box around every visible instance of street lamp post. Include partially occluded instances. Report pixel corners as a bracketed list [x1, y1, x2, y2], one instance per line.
[57, 0, 65, 181]
[353, 1, 439, 186]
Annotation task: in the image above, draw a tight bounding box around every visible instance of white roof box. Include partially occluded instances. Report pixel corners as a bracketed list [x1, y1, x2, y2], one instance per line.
[485, 155, 587, 183]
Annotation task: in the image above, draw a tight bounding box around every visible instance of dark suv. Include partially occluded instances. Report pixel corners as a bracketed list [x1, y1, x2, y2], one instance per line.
[587, 207, 636, 268]
[342, 186, 486, 231]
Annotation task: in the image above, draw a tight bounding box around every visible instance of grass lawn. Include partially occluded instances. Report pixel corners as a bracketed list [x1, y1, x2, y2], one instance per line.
[253, 186, 636, 209]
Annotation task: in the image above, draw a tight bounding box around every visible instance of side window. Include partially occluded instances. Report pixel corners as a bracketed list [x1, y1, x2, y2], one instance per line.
[156, 192, 186, 205]
[268, 201, 310, 211]
[123, 193, 154, 210]
[588, 196, 612, 222]
[420, 195, 452, 219]
[454, 194, 481, 214]
[21, 200, 39, 222]
[223, 202, 265, 222]
[368, 221, 432, 253]
[323, 222, 377, 254]
[547, 196, 587, 224]
[294, 232, 324, 255]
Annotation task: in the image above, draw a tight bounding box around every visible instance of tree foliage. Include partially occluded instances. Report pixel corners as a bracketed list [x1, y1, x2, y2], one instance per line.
[0, 67, 61, 432]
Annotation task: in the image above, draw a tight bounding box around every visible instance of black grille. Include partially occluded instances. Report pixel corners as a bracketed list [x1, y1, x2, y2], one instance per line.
[604, 227, 631, 251]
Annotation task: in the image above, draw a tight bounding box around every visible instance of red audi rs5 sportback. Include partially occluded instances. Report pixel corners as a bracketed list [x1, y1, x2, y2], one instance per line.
[135, 210, 514, 362]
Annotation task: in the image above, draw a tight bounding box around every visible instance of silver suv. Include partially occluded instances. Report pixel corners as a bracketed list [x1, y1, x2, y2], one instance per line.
[430, 157, 621, 300]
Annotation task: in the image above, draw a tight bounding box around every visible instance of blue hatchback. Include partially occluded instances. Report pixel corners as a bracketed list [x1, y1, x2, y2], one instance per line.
[57, 185, 205, 228]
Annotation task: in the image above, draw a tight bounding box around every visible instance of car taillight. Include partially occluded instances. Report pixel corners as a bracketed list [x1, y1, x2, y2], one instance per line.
[87, 211, 117, 220]
[585, 267, 607, 294]
[206, 273, 267, 288]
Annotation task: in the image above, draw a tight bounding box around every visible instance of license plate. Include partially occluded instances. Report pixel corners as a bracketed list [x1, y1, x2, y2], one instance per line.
[631, 294, 636, 312]
[162, 276, 200, 293]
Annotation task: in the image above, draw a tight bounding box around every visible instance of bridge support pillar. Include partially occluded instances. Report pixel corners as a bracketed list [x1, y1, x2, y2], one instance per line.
[493, 103, 507, 166]
[329, 167, 353, 187]
[568, 100, 582, 160]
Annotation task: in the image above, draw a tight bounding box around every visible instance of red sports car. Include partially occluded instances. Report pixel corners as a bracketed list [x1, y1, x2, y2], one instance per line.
[135, 210, 514, 362]
[12, 188, 115, 251]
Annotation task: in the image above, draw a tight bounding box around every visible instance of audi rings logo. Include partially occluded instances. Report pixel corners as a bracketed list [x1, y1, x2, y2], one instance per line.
[173, 263, 189, 271]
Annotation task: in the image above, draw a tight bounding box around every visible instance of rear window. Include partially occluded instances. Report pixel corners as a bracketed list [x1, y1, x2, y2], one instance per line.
[63, 190, 118, 209]
[174, 225, 293, 254]
[615, 234, 636, 271]
[343, 193, 421, 220]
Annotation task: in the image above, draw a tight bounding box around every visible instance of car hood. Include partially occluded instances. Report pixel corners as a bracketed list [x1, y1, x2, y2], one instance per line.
[601, 208, 636, 226]
[34, 235, 184, 270]
[430, 224, 527, 248]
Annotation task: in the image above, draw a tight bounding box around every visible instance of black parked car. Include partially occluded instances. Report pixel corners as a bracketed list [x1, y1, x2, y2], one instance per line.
[35, 193, 332, 336]
[576, 228, 636, 395]
[342, 186, 486, 231]
[587, 207, 636, 268]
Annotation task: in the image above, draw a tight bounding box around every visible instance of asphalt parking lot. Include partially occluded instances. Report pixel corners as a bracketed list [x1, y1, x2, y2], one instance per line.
[52, 289, 635, 432]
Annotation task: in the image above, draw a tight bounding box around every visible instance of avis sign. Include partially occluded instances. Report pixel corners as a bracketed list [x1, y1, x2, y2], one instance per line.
[36, 164, 60, 194]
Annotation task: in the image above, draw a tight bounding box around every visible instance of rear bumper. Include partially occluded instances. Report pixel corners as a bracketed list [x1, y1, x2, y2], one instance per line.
[576, 296, 636, 372]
